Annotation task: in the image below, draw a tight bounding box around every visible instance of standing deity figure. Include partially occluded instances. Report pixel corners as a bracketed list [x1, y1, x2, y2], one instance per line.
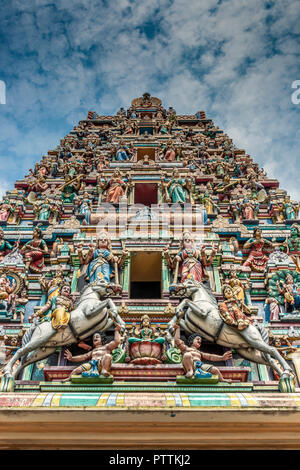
[243, 228, 273, 273]
[285, 224, 300, 272]
[100, 170, 132, 204]
[12, 289, 28, 324]
[20, 226, 48, 273]
[78, 232, 127, 284]
[276, 274, 300, 313]
[76, 192, 92, 225]
[264, 296, 281, 322]
[63, 325, 121, 380]
[240, 198, 259, 220]
[219, 285, 252, 331]
[164, 232, 216, 284]
[173, 324, 232, 381]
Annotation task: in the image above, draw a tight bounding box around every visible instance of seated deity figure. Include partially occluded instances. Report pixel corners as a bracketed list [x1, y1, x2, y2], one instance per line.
[78, 232, 127, 284]
[60, 174, 82, 203]
[0, 229, 14, 262]
[164, 232, 216, 284]
[33, 269, 65, 321]
[161, 169, 192, 203]
[0, 200, 13, 223]
[20, 226, 48, 273]
[284, 196, 299, 220]
[243, 228, 273, 273]
[224, 268, 251, 305]
[0, 275, 16, 313]
[276, 274, 300, 313]
[128, 315, 165, 345]
[63, 325, 121, 380]
[127, 315, 165, 364]
[116, 140, 132, 161]
[100, 169, 132, 204]
[33, 198, 51, 222]
[173, 323, 232, 381]
[219, 285, 252, 331]
[285, 224, 300, 272]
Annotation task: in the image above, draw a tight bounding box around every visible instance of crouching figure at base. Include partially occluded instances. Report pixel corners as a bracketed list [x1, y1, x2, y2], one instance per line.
[63, 324, 121, 380]
[174, 323, 232, 382]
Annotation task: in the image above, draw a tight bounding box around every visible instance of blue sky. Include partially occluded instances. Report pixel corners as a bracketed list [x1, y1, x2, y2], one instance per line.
[0, 0, 299, 199]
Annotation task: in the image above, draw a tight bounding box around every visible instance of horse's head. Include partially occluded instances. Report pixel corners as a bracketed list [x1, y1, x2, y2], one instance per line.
[169, 280, 200, 298]
[90, 279, 122, 298]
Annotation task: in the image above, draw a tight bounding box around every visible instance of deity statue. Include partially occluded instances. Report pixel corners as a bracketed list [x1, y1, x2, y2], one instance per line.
[223, 268, 251, 305]
[0, 200, 13, 223]
[63, 325, 121, 380]
[268, 200, 285, 224]
[127, 315, 165, 364]
[240, 197, 259, 220]
[164, 232, 216, 284]
[173, 323, 232, 381]
[33, 198, 51, 222]
[33, 269, 66, 321]
[198, 191, 219, 216]
[60, 174, 82, 203]
[264, 296, 281, 322]
[219, 285, 252, 331]
[12, 289, 28, 324]
[0, 274, 16, 313]
[161, 169, 193, 203]
[163, 140, 176, 161]
[78, 232, 127, 284]
[128, 315, 165, 345]
[285, 224, 300, 272]
[100, 170, 132, 204]
[0, 229, 14, 262]
[243, 228, 273, 272]
[48, 284, 74, 330]
[276, 273, 300, 313]
[76, 192, 92, 225]
[20, 226, 48, 273]
[116, 140, 132, 161]
[284, 196, 299, 220]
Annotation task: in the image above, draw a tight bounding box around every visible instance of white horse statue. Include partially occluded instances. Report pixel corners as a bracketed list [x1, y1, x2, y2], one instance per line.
[167, 280, 295, 389]
[1, 279, 125, 390]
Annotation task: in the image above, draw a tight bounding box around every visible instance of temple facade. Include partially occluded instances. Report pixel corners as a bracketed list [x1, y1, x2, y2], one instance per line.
[0, 93, 300, 448]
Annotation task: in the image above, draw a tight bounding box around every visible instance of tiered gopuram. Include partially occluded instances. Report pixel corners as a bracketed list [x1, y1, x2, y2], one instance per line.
[0, 93, 300, 448]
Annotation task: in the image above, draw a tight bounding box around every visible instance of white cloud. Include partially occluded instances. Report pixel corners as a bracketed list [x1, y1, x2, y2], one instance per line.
[0, 0, 299, 199]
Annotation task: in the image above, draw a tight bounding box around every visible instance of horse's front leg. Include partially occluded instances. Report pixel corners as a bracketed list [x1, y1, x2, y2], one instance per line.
[185, 299, 207, 317]
[85, 299, 110, 318]
[107, 298, 125, 329]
